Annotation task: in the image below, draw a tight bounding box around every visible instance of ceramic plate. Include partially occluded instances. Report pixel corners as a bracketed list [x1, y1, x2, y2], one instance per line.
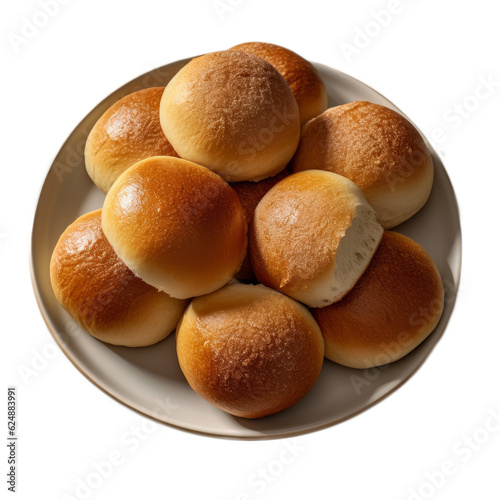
[31, 58, 462, 439]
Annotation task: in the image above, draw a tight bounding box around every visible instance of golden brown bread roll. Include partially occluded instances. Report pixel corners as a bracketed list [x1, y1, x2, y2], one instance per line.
[230, 169, 289, 280]
[84, 87, 179, 193]
[176, 282, 324, 418]
[292, 101, 434, 229]
[230, 42, 328, 125]
[50, 209, 187, 347]
[250, 170, 383, 307]
[159, 50, 300, 182]
[313, 231, 444, 369]
[101, 156, 247, 299]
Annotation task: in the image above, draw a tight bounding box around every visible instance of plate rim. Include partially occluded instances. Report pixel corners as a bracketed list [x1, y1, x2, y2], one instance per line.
[30, 57, 463, 440]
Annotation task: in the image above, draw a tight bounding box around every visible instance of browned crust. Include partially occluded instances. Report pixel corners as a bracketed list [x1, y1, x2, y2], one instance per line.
[160, 51, 300, 181]
[249, 170, 358, 292]
[49, 209, 185, 346]
[85, 87, 178, 193]
[176, 283, 324, 418]
[313, 231, 444, 368]
[293, 101, 432, 191]
[231, 42, 328, 124]
[230, 169, 289, 280]
[102, 156, 248, 296]
[231, 169, 289, 225]
[291, 101, 434, 228]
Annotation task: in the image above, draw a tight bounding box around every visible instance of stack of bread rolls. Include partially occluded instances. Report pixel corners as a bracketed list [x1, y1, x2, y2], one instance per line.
[50, 42, 444, 419]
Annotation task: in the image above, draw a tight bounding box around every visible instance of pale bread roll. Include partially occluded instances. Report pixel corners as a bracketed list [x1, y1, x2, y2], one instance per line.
[250, 170, 383, 307]
[159, 50, 300, 182]
[101, 156, 247, 299]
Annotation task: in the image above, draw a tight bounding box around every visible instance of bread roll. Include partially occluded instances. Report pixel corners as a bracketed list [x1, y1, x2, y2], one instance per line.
[176, 282, 324, 418]
[313, 231, 444, 369]
[50, 209, 187, 347]
[159, 50, 300, 182]
[230, 42, 328, 125]
[292, 101, 434, 228]
[230, 169, 289, 280]
[85, 87, 179, 193]
[250, 170, 383, 307]
[101, 156, 247, 299]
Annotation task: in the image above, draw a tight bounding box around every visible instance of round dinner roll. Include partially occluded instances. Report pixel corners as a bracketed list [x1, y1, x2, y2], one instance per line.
[101, 156, 247, 299]
[159, 50, 300, 182]
[313, 231, 445, 369]
[176, 282, 324, 418]
[85, 87, 178, 193]
[50, 209, 187, 347]
[250, 170, 384, 307]
[292, 101, 434, 229]
[230, 42, 328, 125]
[230, 169, 289, 280]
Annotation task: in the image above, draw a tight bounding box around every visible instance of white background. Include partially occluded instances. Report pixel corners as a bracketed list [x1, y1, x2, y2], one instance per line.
[2, 0, 499, 499]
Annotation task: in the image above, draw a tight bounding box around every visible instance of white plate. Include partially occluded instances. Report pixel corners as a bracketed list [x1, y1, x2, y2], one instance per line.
[31, 58, 462, 439]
